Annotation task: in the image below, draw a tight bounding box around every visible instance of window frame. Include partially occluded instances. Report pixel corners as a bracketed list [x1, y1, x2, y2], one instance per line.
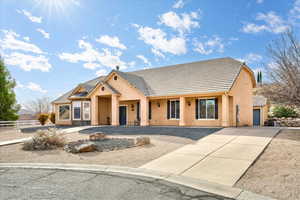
[197, 98, 217, 120]
[82, 101, 91, 121]
[169, 99, 180, 120]
[72, 101, 82, 120]
[58, 104, 71, 121]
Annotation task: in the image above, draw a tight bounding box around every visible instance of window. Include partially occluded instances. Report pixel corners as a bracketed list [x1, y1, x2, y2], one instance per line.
[72, 101, 81, 120]
[168, 100, 180, 119]
[83, 101, 90, 120]
[197, 99, 217, 119]
[114, 76, 118, 80]
[58, 105, 70, 120]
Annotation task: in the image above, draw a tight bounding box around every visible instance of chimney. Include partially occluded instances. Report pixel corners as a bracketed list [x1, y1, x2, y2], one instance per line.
[116, 65, 120, 71]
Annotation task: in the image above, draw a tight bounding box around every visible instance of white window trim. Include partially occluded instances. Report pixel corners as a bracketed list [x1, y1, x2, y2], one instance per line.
[72, 101, 81, 120]
[83, 101, 91, 121]
[197, 98, 217, 120]
[58, 104, 71, 121]
[169, 99, 180, 120]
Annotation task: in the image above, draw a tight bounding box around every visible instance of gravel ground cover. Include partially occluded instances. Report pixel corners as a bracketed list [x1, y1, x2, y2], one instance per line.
[0, 132, 193, 167]
[236, 129, 300, 200]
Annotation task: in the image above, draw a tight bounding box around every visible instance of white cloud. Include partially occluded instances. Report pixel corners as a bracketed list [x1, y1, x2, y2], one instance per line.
[36, 28, 50, 39]
[256, 0, 264, 4]
[83, 62, 101, 70]
[159, 11, 199, 34]
[137, 26, 187, 55]
[289, 0, 300, 24]
[4, 52, 52, 72]
[95, 69, 108, 76]
[23, 37, 30, 41]
[27, 82, 47, 93]
[17, 9, 42, 23]
[0, 30, 43, 54]
[15, 81, 24, 89]
[151, 48, 165, 58]
[173, 0, 185, 9]
[96, 35, 127, 50]
[59, 40, 131, 70]
[193, 36, 224, 55]
[242, 11, 290, 34]
[136, 55, 151, 66]
[238, 53, 263, 64]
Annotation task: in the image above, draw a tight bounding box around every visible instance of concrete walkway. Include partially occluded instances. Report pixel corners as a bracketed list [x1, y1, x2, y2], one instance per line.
[141, 127, 280, 186]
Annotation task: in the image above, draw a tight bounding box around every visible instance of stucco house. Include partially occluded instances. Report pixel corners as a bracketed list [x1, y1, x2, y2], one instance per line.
[52, 57, 257, 127]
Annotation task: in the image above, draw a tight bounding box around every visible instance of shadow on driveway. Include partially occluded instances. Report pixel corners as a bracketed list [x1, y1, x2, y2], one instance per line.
[79, 126, 222, 141]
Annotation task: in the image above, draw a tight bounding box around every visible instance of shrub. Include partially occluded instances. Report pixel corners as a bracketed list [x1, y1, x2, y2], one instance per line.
[23, 128, 65, 151]
[38, 113, 49, 125]
[272, 106, 298, 118]
[50, 112, 55, 124]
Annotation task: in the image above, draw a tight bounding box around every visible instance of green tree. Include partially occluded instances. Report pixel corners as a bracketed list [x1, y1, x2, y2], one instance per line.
[0, 57, 20, 121]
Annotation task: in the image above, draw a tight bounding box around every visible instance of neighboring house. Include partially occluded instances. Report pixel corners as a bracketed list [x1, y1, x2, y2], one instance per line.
[253, 95, 269, 126]
[52, 57, 257, 127]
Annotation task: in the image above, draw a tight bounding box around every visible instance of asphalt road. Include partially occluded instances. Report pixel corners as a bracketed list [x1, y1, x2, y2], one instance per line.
[0, 168, 232, 200]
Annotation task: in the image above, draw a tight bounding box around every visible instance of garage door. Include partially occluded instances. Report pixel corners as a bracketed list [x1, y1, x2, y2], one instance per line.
[253, 109, 261, 126]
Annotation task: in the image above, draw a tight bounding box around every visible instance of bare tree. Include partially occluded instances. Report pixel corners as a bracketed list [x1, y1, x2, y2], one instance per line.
[23, 97, 52, 115]
[259, 31, 300, 107]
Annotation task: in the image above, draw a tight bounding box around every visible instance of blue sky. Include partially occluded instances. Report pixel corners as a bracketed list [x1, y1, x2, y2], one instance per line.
[0, 0, 299, 105]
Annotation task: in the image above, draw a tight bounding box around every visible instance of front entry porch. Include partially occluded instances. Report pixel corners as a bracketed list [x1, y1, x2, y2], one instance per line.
[91, 94, 235, 127]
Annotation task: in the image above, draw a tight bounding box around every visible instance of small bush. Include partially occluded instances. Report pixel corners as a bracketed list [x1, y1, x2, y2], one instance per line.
[23, 128, 65, 151]
[38, 113, 49, 125]
[50, 112, 55, 124]
[272, 106, 298, 118]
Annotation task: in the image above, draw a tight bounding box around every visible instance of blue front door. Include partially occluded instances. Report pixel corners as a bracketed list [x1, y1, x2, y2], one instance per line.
[253, 109, 261, 126]
[119, 106, 127, 125]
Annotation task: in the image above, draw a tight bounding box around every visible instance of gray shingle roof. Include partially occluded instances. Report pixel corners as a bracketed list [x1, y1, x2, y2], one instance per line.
[253, 95, 267, 107]
[52, 76, 105, 104]
[129, 57, 243, 96]
[52, 57, 246, 104]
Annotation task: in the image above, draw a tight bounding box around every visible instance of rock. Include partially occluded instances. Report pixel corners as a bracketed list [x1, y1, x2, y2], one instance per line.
[135, 137, 150, 146]
[75, 143, 97, 153]
[89, 133, 106, 141]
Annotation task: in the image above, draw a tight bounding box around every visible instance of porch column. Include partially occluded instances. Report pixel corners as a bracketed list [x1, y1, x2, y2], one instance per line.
[91, 96, 99, 125]
[140, 97, 149, 126]
[111, 94, 119, 126]
[222, 94, 230, 127]
[179, 96, 186, 126]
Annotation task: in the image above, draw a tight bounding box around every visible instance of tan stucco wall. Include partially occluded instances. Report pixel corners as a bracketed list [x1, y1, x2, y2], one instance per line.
[149, 99, 179, 126]
[107, 73, 144, 101]
[229, 67, 254, 126]
[119, 100, 139, 124]
[54, 103, 72, 125]
[149, 97, 222, 127]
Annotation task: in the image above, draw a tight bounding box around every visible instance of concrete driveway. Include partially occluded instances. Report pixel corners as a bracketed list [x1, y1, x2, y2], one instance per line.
[142, 127, 280, 186]
[79, 126, 221, 140]
[0, 168, 232, 200]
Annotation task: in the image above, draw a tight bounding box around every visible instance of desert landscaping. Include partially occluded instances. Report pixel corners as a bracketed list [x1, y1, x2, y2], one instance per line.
[236, 129, 300, 200]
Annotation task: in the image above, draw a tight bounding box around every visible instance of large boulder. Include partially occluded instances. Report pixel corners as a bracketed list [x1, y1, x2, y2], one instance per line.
[89, 133, 106, 141]
[135, 137, 151, 146]
[75, 142, 97, 153]
[64, 142, 97, 153]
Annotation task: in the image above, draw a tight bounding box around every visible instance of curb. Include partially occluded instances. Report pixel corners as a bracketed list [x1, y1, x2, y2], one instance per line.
[0, 163, 275, 200]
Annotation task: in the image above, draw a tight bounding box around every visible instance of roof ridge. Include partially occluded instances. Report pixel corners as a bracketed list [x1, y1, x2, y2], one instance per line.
[128, 57, 240, 74]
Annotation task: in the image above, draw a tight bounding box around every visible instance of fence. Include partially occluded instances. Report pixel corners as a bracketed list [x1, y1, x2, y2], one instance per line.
[0, 120, 40, 130]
